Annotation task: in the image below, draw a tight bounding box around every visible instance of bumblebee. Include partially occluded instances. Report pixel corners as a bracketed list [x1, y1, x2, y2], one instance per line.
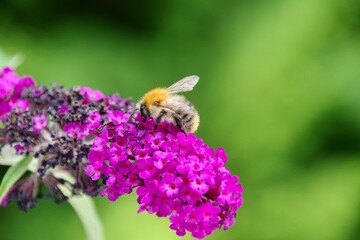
[135, 75, 200, 133]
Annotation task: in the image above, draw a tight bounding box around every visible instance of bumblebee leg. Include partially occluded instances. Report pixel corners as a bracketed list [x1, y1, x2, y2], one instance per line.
[156, 109, 167, 124]
[140, 104, 150, 118]
[126, 108, 138, 123]
[174, 114, 184, 131]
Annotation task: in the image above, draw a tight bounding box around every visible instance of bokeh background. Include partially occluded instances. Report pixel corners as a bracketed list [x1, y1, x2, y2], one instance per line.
[1, 0, 360, 239]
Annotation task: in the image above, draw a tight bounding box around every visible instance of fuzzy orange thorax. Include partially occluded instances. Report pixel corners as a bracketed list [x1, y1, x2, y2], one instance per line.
[143, 88, 169, 107]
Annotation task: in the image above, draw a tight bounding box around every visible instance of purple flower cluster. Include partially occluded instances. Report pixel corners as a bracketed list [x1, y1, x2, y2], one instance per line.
[85, 113, 243, 239]
[0, 67, 132, 210]
[1, 67, 243, 238]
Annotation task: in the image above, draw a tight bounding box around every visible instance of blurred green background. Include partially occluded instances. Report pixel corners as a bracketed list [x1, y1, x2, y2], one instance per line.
[1, 0, 360, 239]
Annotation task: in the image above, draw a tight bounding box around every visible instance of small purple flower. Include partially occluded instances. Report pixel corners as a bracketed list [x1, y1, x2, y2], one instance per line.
[63, 122, 84, 139]
[144, 132, 165, 151]
[0, 67, 33, 117]
[78, 86, 104, 102]
[33, 114, 47, 133]
[138, 158, 157, 179]
[161, 175, 182, 197]
[153, 151, 174, 169]
[58, 104, 69, 114]
[86, 150, 105, 180]
[13, 76, 35, 96]
[189, 175, 210, 195]
[0, 101, 10, 118]
[86, 111, 102, 128]
[0, 67, 18, 99]
[85, 164, 102, 181]
[8, 98, 29, 110]
[106, 110, 129, 125]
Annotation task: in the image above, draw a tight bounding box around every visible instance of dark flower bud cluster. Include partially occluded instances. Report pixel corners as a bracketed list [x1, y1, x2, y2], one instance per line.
[0, 67, 132, 210]
[0, 67, 243, 239]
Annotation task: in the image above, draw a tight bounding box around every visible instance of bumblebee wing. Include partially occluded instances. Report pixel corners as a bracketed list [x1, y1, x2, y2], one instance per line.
[167, 75, 199, 94]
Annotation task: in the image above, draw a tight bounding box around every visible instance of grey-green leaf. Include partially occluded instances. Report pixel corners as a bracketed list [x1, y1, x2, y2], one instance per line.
[68, 195, 104, 240]
[0, 155, 33, 202]
[0, 50, 24, 69]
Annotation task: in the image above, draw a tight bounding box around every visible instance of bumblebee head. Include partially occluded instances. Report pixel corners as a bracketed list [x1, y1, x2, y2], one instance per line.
[143, 88, 169, 107]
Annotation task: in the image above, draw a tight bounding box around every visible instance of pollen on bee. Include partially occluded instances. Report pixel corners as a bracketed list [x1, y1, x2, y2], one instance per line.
[143, 88, 169, 107]
[190, 114, 200, 133]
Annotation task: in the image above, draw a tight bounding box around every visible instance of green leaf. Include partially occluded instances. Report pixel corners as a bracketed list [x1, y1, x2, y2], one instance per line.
[0, 49, 24, 68]
[0, 155, 32, 202]
[68, 196, 104, 240]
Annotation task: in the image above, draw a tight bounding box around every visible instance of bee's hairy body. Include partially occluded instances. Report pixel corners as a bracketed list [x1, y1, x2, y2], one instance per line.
[136, 76, 200, 133]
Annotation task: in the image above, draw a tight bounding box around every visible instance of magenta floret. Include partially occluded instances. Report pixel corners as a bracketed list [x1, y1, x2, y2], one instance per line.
[0, 67, 34, 118]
